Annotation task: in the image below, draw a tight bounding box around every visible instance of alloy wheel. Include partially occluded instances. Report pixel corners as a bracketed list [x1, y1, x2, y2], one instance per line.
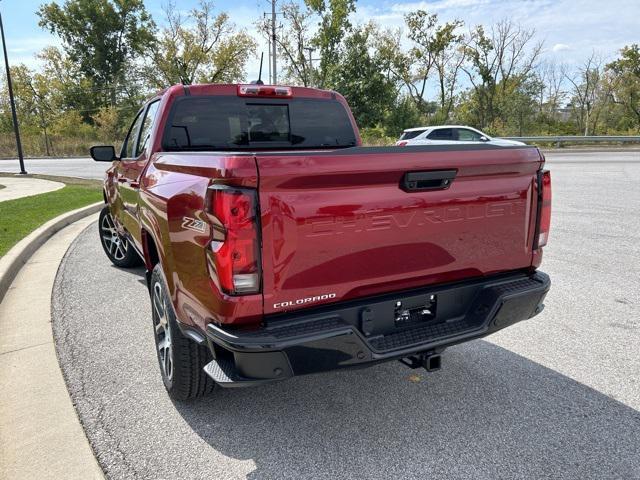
[100, 212, 128, 261]
[152, 281, 173, 381]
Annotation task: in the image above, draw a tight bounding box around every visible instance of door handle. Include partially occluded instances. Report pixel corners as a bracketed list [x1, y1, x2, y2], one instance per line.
[401, 170, 457, 192]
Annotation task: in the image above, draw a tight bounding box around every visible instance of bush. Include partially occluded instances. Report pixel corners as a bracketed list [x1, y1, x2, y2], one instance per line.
[0, 133, 120, 158]
[360, 126, 396, 146]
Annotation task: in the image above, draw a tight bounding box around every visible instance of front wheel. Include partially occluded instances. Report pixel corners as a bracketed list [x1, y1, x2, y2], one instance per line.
[150, 264, 216, 400]
[98, 206, 142, 268]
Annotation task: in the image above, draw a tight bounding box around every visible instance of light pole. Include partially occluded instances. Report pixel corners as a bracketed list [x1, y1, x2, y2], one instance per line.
[0, 3, 27, 174]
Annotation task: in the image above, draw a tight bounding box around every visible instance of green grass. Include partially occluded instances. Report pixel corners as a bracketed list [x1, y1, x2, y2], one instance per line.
[0, 185, 101, 257]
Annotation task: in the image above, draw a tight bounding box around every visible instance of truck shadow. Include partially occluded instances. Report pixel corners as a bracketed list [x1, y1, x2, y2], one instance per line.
[173, 340, 640, 479]
[105, 264, 148, 287]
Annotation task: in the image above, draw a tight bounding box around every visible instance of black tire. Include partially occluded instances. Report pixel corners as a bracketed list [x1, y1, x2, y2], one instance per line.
[150, 264, 216, 400]
[98, 206, 143, 268]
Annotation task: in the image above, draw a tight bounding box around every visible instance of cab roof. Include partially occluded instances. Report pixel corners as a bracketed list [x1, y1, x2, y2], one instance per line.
[158, 83, 339, 101]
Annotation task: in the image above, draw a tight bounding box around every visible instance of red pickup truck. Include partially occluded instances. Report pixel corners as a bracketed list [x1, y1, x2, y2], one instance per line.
[91, 83, 551, 400]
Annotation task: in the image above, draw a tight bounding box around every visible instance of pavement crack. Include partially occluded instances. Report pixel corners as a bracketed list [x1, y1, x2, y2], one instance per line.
[0, 340, 52, 356]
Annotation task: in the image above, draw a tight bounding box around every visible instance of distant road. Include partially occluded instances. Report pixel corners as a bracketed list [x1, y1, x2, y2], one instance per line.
[542, 149, 640, 163]
[1, 149, 639, 179]
[0, 157, 107, 179]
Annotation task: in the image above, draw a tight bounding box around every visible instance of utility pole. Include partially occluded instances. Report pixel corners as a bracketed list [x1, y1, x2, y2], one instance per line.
[303, 47, 319, 87]
[263, 0, 279, 84]
[0, 4, 26, 174]
[271, 0, 277, 84]
[268, 42, 272, 84]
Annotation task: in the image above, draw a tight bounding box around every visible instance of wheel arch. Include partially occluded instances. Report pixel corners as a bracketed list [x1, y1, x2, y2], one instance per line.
[141, 228, 160, 270]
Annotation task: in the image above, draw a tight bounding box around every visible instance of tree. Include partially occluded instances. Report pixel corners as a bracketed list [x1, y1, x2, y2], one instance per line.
[330, 24, 397, 128]
[147, 1, 255, 88]
[37, 47, 101, 121]
[258, 0, 353, 88]
[383, 95, 424, 137]
[462, 20, 542, 130]
[0, 60, 97, 156]
[1, 65, 56, 155]
[93, 107, 123, 142]
[536, 61, 566, 119]
[38, 0, 155, 106]
[565, 53, 613, 135]
[404, 11, 464, 120]
[607, 44, 640, 128]
[306, 0, 355, 88]
[502, 75, 543, 136]
[258, 2, 315, 86]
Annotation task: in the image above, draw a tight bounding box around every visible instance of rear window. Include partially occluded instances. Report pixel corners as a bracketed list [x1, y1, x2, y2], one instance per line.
[163, 96, 357, 150]
[427, 128, 454, 140]
[400, 129, 425, 140]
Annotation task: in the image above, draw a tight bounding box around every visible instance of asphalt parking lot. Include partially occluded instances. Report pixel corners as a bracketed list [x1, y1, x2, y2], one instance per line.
[52, 157, 640, 479]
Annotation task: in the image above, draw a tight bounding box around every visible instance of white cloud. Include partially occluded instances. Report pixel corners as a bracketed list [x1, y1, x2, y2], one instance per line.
[352, 0, 639, 67]
[4, 36, 61, 69]
[7, 36, 57, 54]
[390, 0, 491, 14]
[552, 43, 571, 52]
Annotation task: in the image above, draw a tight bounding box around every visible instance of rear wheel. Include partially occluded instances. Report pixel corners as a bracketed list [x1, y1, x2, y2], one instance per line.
[98, 206, 142, 268]
[150, 264, 216, 400]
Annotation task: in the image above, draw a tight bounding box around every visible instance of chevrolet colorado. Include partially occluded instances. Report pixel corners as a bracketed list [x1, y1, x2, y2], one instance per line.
[91, 83, 551, 400]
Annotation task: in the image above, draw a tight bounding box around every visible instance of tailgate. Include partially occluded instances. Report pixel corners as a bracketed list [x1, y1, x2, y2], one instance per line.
[256, 145, 543, 314]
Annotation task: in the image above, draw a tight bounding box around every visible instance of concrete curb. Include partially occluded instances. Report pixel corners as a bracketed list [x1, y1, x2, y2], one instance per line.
[0, 202, 103, 304]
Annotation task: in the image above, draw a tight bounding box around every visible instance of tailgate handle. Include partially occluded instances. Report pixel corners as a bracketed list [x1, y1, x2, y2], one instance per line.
[401, 170, 457, 192]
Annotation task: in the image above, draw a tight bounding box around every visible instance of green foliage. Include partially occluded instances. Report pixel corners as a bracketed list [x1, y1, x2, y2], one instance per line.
[146, 1, 256, 88]
[461, 21, 542, 130]
[382, 95, 425, 138]
[261, 0, 354, 88]
[93, 107, 124, 141]
[607, 45, 640, 125]
[38, 0, 155, 105]
[359, 126, 395, 146]
[328, 25, 397, 128]
[305, 0, 355, 88]
[404, 11, 464, 119]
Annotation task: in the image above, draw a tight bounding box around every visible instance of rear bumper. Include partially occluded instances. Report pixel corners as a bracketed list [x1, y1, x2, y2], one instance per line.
[203, 271, 550, 387]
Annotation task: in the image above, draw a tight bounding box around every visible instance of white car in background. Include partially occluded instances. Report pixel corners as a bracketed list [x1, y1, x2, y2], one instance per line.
[396, 125, 525, 147]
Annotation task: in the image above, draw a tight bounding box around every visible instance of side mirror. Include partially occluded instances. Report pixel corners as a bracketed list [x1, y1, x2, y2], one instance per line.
[90, 145, 118, 162]
[479, 136, 489, 142]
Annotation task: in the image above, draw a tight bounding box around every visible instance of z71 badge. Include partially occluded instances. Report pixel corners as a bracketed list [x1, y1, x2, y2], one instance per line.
[182, 217, 206, 233]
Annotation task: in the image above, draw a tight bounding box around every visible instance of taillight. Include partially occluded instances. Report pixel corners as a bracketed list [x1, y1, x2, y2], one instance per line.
[536, 170, 552, 248]
[397, 141, 408, 146]
[207, 186, 261, 295]
[237, 85, 292, 97]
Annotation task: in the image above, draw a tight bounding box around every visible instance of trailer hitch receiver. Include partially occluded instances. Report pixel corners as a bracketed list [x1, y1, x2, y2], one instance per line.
[399, 351, 442, 372]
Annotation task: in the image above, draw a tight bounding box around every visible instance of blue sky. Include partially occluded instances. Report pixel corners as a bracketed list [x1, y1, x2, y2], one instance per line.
[2, 0, 639, 80]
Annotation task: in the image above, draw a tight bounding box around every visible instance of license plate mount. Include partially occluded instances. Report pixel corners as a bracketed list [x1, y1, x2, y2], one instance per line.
[394, 294, 437, 328]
